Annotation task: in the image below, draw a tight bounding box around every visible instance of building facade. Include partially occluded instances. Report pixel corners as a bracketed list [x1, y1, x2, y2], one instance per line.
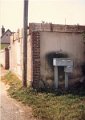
[10, 23, 85, 89]
[1, 26, 12, 49]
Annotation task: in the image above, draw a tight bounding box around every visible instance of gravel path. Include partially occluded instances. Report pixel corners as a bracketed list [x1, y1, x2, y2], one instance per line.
[0, 68, 37, 120]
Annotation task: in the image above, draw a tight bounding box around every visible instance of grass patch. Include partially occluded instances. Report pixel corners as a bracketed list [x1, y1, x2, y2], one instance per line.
[1, 72, 85, 120]
[0, 64, 3, 67]
[0, 44, 9, 49]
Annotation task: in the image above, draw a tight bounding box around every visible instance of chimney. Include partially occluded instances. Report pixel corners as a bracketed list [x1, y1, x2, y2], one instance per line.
[1, 26, 5, 36]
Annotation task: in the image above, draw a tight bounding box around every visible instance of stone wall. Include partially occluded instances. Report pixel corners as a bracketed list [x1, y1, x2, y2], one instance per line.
[1, 30, 12, 44]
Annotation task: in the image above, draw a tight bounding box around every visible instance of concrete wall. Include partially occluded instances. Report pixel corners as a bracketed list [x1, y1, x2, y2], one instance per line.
[40, 32, 85, 82]
[27, 35, 33, 85]
[10, 30, 23, 79]
[10, 29, 32, 84]
[29, 23, 85, 89]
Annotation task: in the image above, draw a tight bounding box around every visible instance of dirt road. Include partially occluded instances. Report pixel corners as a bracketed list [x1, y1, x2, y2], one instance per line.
[0, 68, 37, 120]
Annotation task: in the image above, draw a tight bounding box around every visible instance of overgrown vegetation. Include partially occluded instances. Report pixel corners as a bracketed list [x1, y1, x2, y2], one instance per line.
[1, 72, 85, 120]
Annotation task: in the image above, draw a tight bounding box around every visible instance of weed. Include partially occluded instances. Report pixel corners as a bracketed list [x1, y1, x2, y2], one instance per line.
[1, 72, 85, 120]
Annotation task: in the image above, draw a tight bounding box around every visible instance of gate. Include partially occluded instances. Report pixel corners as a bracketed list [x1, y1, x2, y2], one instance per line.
[5, 48, 9, 69]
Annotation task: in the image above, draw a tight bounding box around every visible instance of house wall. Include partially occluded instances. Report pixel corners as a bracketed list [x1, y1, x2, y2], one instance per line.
[1, 31, 11, 44]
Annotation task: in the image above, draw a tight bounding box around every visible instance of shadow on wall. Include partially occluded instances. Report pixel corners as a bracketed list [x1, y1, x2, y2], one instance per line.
[81, 62, 85, 76]
[39, 51, 69, 90]
[39, 52, 85, 91]
[46, 51, 68, 78]
[45, 51, 68, 71]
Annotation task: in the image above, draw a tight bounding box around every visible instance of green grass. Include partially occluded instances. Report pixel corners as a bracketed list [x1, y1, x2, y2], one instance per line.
[0, 64, 3, 67]
[0, 44, 9, 49]
[1, 72, 85, 120]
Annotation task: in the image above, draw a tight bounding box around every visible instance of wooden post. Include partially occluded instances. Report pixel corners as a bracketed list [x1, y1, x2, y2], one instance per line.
[23, 0, 28, 87]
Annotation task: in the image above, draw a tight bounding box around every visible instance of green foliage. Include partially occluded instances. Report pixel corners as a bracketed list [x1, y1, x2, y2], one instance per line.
[0, 64, 3, 67]
[0, 44, 9, 49]
[1, 72, 85, 120]
[2, 71, 21, 88]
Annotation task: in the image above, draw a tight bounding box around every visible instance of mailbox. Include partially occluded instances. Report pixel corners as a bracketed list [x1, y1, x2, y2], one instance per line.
[53, 58, 73, 67]
[64, 66, 73, 73]
[53, 58, 73, 89]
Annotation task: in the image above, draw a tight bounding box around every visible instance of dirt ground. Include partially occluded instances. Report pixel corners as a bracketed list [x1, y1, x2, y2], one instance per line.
[0, 68, 37, 120]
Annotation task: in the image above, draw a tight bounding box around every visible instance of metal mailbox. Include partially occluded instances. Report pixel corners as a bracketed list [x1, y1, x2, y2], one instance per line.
[53, 58, 73, 89]
[64, 66, 73, 73]
[53, 58, 73, 67]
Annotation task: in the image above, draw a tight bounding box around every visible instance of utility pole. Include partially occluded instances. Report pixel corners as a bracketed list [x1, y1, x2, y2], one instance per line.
[23, 0, 28, 87]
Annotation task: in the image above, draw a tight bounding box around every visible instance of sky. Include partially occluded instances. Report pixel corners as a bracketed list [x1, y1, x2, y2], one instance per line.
[0, 0, 85, 32]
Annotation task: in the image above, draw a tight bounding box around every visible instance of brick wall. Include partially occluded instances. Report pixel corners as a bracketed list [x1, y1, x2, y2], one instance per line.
[31, 31, 40, 89]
